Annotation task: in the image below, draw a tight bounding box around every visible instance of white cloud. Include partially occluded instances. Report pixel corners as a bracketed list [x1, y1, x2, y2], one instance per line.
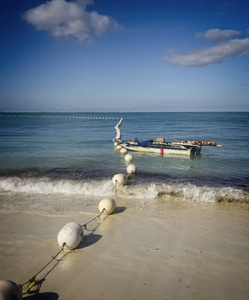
[196, 28, 242, 43]
[22, 0, 120, 42]
[164, 37, 249, 67]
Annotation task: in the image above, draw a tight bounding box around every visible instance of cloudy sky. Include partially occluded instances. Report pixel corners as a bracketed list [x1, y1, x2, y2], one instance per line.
[0, 0, 249, 112]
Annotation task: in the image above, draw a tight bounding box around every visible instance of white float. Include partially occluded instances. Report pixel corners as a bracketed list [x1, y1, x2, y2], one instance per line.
[116, 145, 122, 151]
[127, 164, 137, 174]
[114, 142, 118, 147]
[112, 174, 127, 186]
[57, 222, 84, 250]
[125, 153, 133, 162]
[0, 280, 22, 300]
[98, 198, 117, 215]
[120, 148, 128, 155]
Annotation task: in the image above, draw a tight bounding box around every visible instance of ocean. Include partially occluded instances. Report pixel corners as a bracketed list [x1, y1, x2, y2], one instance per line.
[0, 112, 248, 214]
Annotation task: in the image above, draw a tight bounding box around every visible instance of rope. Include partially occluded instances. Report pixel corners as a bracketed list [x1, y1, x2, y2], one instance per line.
[114, 180, 119, 202]
[20, 209, 109, 295]
[82, 208, 106, 231]
[0, 113, 120, 120]
[20, 242, 67, 294]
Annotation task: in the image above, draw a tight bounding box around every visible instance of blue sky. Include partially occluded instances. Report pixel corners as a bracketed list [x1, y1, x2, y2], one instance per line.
[0, 0, 249, 112]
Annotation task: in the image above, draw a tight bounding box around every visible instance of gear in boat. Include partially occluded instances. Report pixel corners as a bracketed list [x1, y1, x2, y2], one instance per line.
[134, 139, 153, 147]
[113, 119, 222, 156]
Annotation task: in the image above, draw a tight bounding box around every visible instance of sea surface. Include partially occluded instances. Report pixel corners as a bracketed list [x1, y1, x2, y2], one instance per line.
[0, 112, 248, 214]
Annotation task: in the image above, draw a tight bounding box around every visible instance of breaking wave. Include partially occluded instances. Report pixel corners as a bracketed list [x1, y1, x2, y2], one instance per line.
[0, 177, 114, 197]
[0, 176, 248, 204]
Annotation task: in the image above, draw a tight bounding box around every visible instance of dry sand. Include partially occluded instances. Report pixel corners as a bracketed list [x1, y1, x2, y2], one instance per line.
[0, 202, 248, 300]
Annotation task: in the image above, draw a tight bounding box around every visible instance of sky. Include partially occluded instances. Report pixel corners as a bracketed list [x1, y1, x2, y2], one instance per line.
[0, 0, 249, 112]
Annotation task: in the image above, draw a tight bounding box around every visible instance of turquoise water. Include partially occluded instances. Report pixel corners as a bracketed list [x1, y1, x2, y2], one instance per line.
[0, 112, 248, 213]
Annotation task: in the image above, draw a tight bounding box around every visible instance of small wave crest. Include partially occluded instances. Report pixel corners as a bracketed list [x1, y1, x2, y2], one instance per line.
[0, 177, 115, 197]
[0, 177, 248, 204]
[114, 183, 249, 204]
[155, 183, 249, 204]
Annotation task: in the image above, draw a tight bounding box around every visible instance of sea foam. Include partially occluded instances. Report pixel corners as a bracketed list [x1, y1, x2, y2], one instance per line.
[0, 177, 248, 204]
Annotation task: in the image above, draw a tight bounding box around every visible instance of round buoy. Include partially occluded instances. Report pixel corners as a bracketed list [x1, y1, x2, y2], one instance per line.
[120, 148, 128, 155]
[127, 164, 137, 174]
[112, 174, 127, 186]
[98, 198, 117, 215]
[114, 142, 118, 147]
[116, 145, 122, 151]
[57, 222, 84, 250]
[125, 153, 133, 162]
[0, 280, 22, 300]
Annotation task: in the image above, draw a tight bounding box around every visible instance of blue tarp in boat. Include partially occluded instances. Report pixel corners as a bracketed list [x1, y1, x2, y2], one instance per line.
[134, 139, 153, 147]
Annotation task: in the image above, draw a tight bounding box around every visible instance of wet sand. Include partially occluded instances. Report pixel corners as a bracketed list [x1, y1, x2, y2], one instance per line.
[0, 202, 248, 300]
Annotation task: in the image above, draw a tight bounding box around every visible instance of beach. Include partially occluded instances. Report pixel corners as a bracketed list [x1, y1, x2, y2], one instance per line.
[1, 201, 248, 300]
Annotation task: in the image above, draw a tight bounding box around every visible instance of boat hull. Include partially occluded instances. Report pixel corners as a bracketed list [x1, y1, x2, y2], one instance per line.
[122, 143, 201, 156]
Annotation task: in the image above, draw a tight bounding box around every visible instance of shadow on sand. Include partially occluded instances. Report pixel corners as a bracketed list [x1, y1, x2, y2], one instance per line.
[24, 292, 59, 299]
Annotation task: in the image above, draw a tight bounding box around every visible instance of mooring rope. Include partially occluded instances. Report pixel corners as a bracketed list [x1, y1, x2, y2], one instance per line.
[20, 209, 108, 295]
[82, 208, 106, 231]
[20, 242, 67, 294]
[114, 180, 119, 203]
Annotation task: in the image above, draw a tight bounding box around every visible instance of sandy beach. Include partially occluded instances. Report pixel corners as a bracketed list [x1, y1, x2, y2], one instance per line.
[0, 200, 248, 300]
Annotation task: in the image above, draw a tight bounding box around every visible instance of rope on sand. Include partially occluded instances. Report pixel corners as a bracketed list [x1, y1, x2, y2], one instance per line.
[82, 208, 106, 231]
[19, 207, 112, 296]
[20, 243, 67, 294]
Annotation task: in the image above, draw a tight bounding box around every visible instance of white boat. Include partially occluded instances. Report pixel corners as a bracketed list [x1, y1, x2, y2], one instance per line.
[122, 139, 202, 156]
[113, 119, 221, 156]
